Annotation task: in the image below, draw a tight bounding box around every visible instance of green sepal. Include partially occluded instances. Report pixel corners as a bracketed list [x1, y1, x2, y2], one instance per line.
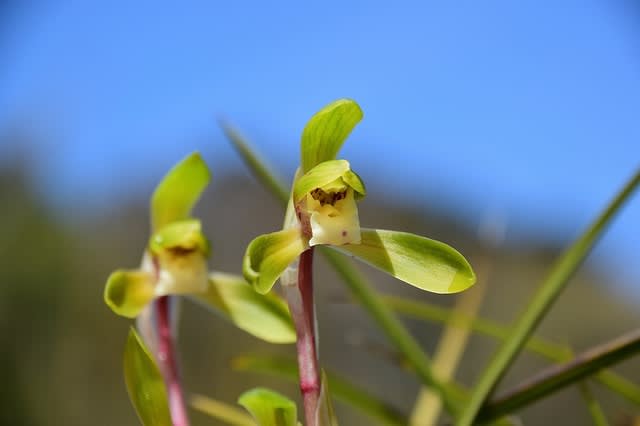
[238, 388, 298, 426]
[123, 327, 172, 426]
[104, 270, 155, 318]
[300, 99, 363, 173]
[293, 160, 366, 203]
[151, 152, 211, 231]
[192, 272, 296, 344]
[243, 228, 308, 294]
[336, 228, 476, 294]
[149, 219, 210, 257]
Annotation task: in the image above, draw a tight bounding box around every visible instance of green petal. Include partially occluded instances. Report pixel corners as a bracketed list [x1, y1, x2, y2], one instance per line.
[149, 219, 210, 256]
[151, 152, 211, 231]
[293, 160, 365, 202]
[243, 228, 308, 294]
[300, 99, 363, 173]
[123, 327, 172, 426]
[238, 388, 298, 426]
[336, 229, 476, 294]
[192, 272, 296, 344]
[104, 270, 155, 318]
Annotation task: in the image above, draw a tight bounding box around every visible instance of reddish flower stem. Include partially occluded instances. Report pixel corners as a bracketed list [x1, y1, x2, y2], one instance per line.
[155, 296, 189, 426]
[285, 247, 320, 426]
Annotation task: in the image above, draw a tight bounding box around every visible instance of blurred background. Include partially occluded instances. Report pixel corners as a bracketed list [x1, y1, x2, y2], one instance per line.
[1, 1, 639, 425]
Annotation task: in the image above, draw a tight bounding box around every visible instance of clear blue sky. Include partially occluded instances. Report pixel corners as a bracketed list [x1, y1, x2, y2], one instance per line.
[1, 1, 639, 292]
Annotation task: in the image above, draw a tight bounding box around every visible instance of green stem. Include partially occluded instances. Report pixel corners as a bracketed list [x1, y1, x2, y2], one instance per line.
[457, 169, 640, 426]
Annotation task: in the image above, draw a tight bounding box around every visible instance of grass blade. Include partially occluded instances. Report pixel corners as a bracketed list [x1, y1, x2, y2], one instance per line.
[478, 328, 640, 422]
[232, 354, 407, 426]
[578, 382, 610, 426]
[458, 169, 640, 425]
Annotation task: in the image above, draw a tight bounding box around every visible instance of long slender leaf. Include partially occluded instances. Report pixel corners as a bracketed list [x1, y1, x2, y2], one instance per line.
[383, 293, 640, 407]
[223, 125, 457, 415]
[190, 394, 255, 426]
[578, 383, 610, 426]
[458, 169, 640, 426]
[232, 354, 407, 426]
[478, 328, 640, 422]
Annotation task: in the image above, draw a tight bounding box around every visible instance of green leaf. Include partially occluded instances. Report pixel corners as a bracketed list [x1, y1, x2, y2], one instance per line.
[221, 120, 290, 205]
[293, 159, 365, 203]
[232, 354, 407, 426]
[149, 219, 210, 256]
[336, 228, 476, 294]
[190, 394, 256, 426]
[104, 270, 155, 318]
[151, 152, 211, 231]
[123, 327, 172, 426]
[300, 99, 363, 173]
[477, 328, 640, 422]
[243, 228, 308, 294]
[458, 170, 640, 426]
[316, 371, 339, 426]
[238, 388, 298, 426]
[192, 272, 296, 344]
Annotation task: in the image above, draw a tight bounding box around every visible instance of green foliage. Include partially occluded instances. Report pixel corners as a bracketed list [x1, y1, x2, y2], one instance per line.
[238, 388, 299, 426]
[123, 328, 172, 426]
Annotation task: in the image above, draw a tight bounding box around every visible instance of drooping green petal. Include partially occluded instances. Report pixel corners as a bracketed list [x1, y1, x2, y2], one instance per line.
[300, 99, 363, 173]
[151, 152, 211, 231]
[192, 272, 296, 344]
[293, 160, 365, 202]
[238, 388, 298, 426]
[104, 270, 155, 318]
[336, 229, 476, 294]
[149, 219, 210, 256]
[123, 327, 172, 426]
[243, 228, 308, 294]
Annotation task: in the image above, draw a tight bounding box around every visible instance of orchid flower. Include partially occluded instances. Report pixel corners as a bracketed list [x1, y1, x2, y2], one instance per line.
[103, 152, 295, 426]
[242, 99, 476, 426]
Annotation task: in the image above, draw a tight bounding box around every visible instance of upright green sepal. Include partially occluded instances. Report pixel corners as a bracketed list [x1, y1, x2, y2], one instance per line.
[238, 388, 298, 426]
[104, 270, 155, 318]
[336, 228, 476, 294]
[123, 327, 172, 426]
[151, 152, 211, 231]
[243, 228, 309, 294]
[193, 272, 296, 344]
[301, 99, 363, 172]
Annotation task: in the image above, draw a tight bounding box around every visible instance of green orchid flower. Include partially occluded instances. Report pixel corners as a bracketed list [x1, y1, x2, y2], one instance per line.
[104, 152, 295, 344]
[244, 99, 476, 296]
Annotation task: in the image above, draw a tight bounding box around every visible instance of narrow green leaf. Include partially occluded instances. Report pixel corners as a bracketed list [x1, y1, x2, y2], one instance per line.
[191, 272, 296, 344]
[190, 394, 256, 426]
[149, 219, 210, 256]
[293, 159, 365, 202]
[316, 371, 339, 426]
[336, 228, 476, 294]
[458, 170, 640, 426]
[151, 152, 211, 231]
[578, 382, 610, 426]
[220, 120, 290, 205]
[300, 99, 363, 172]
[232, 354, 407, 426]
[243, 228, 308, 294]
[123, 327, 172, 426]
[477, 328, 640, 422]
[383, 293, 640, 407]
[238, 388, 298, 426]
[104, 270, 155, 318]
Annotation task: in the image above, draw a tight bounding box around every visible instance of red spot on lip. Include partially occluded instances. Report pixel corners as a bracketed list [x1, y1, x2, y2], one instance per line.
[342, 230, 347, 237]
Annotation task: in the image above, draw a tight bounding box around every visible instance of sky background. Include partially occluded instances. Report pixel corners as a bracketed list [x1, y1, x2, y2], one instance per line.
[0, 1, 639, 293]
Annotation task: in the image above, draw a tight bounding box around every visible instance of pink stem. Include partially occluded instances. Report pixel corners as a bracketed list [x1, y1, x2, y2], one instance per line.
[155, 296, 189, 426]
[285, 248, 320, 426]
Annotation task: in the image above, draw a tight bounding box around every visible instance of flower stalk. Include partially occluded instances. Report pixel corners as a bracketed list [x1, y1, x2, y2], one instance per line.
[283, 248, 321, 426]
[155, 296, 190, 426]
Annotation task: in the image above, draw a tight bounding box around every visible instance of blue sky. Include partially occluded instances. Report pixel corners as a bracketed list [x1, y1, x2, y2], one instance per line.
[1, 1, 639, 292]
